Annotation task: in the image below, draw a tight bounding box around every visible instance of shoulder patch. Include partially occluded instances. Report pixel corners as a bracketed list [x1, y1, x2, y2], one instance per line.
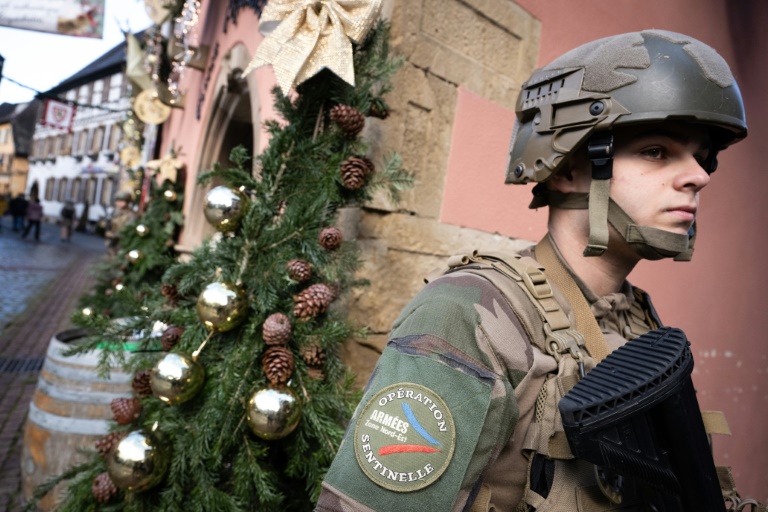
[353, 383, 456, 492]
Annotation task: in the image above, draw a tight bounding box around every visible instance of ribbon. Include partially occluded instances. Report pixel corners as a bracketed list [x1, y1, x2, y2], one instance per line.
[241, 0, 381, 94]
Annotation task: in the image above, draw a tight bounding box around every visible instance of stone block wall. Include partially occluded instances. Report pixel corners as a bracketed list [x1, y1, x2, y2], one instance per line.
[343, 0, 541, 387]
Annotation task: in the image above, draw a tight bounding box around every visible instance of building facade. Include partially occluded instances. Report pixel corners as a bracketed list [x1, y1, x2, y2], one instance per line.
[27, 42, 134, 225]
[0, 101, 40, 197]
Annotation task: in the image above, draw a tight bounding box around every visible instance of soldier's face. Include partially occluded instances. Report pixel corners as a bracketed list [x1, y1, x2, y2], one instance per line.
[609, 124, 712, 237]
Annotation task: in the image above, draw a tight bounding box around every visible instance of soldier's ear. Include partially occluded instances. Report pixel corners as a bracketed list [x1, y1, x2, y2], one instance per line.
[549, 150, 591, 193]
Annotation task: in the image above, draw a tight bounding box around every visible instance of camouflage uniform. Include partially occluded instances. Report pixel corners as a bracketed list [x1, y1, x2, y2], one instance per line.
[317, 240, 658, 511]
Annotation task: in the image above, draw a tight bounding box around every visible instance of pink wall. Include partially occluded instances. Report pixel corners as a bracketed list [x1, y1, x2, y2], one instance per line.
[441, 0, 768, 499]
[159, 4, 278, 247]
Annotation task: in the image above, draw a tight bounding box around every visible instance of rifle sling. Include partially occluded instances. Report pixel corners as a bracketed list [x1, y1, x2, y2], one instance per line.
[535, 235, 611, 363]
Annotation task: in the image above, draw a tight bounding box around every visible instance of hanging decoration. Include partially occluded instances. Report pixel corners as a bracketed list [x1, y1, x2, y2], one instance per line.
[147, 145, 185, 185]
[203, 186, 249, 232]
[133, 89, 172, 125]
[125, 31, 154, 92]
[150, 352, 205, 404]
[127, 249, 143, 264]
[246, 386, 302, 440]
[196, 281, 247, 332]
[241, 0, 382, 94]
[106, 429, 169, 491]
[144, 0, 173, 25]
[136, 224, 150, 237]
[166, 0, 202, 105]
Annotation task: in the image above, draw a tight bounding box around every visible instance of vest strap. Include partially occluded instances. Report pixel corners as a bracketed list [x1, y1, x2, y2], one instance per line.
[535, 235, 611, 363]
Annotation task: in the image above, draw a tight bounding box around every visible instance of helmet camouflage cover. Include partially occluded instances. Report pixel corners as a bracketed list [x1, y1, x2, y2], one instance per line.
[505, 30, 748, 260]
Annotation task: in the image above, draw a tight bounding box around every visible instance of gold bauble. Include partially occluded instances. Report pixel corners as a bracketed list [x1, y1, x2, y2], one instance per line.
[246, 386, 302, 440]
[127, 249, 143, 263]
[106, 429, 169, 491]
[163, 189, 177, 202]
[203, 186, 249, 232]
[136, 224, 150, 237]
[150, 352, 205, 404]
[196, 282, 247, 332]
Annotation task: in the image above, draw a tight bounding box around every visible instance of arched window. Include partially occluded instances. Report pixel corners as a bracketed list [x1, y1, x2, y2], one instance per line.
[58, 177, 69, 201]
[71, 177, 83, 203]
[100, 178, 116, 206]
[90, 127, 105, 155]
[45, 177, 55, 201]
[108, 123, 121, 151]
[85, 176, 98, 205]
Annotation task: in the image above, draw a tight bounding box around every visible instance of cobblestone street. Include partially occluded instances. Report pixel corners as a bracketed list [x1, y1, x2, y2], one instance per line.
[0, 221, 105, 511]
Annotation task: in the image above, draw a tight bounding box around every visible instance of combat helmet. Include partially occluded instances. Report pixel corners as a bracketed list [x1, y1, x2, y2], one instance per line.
[506, 30, 747, 260]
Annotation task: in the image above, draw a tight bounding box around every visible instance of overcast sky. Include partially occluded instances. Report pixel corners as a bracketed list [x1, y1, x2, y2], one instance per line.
[0, 0, 153, 105]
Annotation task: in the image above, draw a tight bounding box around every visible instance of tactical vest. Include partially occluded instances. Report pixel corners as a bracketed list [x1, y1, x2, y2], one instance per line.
[430, 237, 751, 511]
[427, 236, 663, 511]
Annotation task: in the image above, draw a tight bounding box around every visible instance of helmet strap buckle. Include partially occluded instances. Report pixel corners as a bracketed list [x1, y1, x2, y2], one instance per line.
[584, 133, 615, 257]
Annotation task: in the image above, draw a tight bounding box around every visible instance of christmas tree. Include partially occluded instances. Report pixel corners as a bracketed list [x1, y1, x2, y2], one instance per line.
[73, 166, 185, 324]
[28, 17, 410, 511]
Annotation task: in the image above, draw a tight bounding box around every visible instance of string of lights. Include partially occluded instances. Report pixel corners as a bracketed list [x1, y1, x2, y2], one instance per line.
[1, 75, 128, 113]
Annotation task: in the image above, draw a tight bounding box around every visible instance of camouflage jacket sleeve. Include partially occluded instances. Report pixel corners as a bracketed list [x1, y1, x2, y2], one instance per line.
[317, 271, 535, 511]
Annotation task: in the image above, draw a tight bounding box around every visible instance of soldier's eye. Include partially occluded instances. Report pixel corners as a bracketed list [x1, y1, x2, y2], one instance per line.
[641, 147, 664, 159]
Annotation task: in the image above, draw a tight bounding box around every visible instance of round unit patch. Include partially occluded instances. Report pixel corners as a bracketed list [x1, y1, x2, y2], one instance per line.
[353, 383, 456, 492]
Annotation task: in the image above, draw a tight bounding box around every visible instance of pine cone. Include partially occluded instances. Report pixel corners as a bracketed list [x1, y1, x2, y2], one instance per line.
[301, 343, 326, 368]
[340, 156, 373, 190]
[330, 104, 365, 137]
[161, 325, 185, 351]
[368, 100, 390, 120]
[111, 397, 142, 425]
[132, 369, 153, 398]
[319, 226, 343, 251]
[95, 431, 125, 457]
[92, 472, 118, 504]
[293, 283, 335, 318]
[263, 313, 292, 346]
[263, 346, 295, 385]
[286, 259, 312, 282]
[161, 282, 179, 305]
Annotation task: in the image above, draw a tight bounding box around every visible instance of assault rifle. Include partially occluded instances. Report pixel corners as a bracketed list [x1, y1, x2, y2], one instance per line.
[559, 327, 724, 511]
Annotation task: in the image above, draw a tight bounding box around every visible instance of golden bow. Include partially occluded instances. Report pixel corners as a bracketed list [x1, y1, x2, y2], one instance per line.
[241, 0, 381, 94]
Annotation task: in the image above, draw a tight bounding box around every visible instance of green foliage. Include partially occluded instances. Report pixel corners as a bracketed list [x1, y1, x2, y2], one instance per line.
[47, 20, 407, 512]
[73, 170, 185, 322]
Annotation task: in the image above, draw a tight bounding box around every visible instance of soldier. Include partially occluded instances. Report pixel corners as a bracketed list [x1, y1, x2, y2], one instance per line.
[316, 30, 752, 511]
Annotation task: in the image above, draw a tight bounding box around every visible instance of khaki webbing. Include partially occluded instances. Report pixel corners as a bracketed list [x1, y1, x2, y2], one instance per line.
[585, 178, 611, 257]
[535, 235, 611, 363]
[701, 410, 732, 436]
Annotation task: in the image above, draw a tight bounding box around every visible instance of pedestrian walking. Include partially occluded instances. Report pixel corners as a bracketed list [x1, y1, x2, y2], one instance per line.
[21, 198, 44, 242]
[9, 193, 28, 232]
[60, 200, 76, 242]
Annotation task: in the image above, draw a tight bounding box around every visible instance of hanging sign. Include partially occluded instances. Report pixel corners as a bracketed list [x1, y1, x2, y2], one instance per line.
[41, 99, 76, 131]
[0, 0, 105, 38]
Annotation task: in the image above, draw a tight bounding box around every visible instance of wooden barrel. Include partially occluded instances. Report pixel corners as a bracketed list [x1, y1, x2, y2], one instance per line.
[21, 329, 134, 510]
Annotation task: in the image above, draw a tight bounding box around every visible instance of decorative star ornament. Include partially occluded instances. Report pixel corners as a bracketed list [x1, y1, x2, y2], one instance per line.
[147, 148, 184, 185]
[241, 0, 382, 95]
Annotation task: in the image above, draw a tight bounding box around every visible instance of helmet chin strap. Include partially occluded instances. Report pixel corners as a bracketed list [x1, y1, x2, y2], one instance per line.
[544, 190, 695, 261]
